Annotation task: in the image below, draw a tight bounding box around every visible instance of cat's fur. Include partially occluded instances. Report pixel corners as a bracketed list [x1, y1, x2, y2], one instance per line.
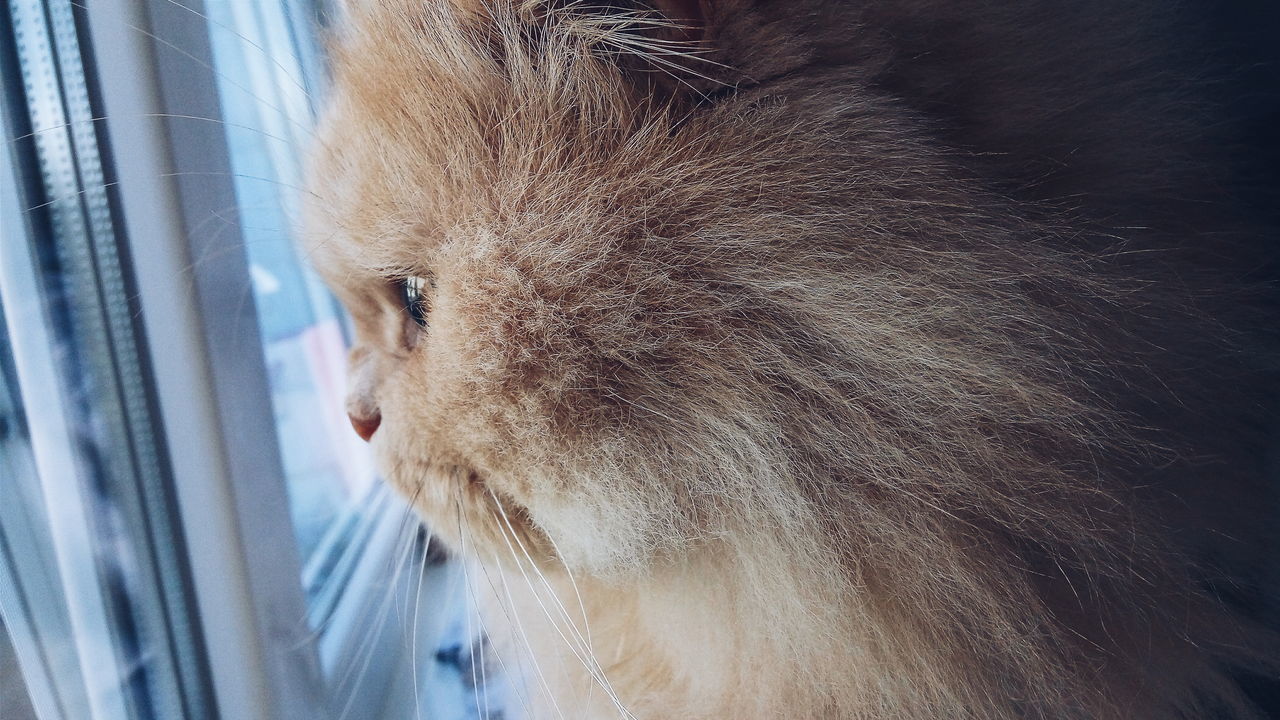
[302, 1, 1280, 717]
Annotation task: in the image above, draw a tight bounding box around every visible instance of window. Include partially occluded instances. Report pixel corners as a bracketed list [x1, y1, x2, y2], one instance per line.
[0, 2, 504, 719]
[200, 0, 380, 619]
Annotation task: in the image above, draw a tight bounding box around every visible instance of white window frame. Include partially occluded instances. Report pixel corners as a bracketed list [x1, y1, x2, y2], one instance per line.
[2, 2, 457, 717]
[83, 2, 421, 719]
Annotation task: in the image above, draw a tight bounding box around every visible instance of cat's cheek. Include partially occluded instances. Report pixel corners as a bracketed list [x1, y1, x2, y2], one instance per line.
[373, 451, 560, 566]
[511, 487, 660, 577]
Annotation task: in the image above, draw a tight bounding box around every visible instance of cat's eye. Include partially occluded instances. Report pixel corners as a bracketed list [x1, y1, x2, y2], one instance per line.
[397, 275, 435, 328]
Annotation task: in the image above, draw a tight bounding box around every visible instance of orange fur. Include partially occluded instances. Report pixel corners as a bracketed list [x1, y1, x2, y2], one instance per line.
[303, 2, 1279, 717]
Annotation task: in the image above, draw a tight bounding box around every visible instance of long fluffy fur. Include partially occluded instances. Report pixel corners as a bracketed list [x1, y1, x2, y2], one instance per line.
[303, 1, 1279, 717]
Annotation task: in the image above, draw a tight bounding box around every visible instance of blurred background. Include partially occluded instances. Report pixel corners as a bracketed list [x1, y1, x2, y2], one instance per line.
[0, 1, 503, 718]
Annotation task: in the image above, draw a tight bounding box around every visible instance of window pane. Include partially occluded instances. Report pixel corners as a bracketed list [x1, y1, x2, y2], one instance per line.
[193, 2, 516, 717]
[0, 2, 214, 719]
[0, 615, 41, 720]
[4, 2, 518, 718]
[194, 3, 519, 717]
[201, 0, 377, 576]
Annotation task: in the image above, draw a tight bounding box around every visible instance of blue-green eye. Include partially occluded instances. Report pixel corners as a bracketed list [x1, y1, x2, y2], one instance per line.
[397, 275, 434, 327]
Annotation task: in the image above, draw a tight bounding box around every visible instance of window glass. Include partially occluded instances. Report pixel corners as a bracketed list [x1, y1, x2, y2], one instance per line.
[1, 615, 41, 720]
[201, 0, 377, 575]
[195, 3, 513, 717]
[1, 2, 515, 718]
[1, 2, 213, 719]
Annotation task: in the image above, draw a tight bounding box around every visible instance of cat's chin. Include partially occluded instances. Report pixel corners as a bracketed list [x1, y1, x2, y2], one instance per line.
[379, 452, 663, 581]
[379, 452, 565, 570]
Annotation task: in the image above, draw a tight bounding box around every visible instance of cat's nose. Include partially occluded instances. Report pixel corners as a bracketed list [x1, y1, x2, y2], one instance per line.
[348, 410, 381, 442]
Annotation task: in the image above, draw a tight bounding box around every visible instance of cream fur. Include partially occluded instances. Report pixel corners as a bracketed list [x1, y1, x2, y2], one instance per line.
[302, 2, 1279, 717]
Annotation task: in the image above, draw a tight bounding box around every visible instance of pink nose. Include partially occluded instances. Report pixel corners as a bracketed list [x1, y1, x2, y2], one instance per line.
[348, 411, 381, 442]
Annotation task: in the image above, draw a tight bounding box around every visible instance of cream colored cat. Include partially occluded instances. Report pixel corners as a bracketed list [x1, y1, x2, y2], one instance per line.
[302, 1, 1279, 717]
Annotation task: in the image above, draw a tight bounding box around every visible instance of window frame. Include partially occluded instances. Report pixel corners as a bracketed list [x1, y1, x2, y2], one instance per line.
[3, 1, 444, 717]
[82, 2, 423, 719]
[83, 1, 326, 719]
[1, 1, 217, 717]
[0, 108, 103, 720]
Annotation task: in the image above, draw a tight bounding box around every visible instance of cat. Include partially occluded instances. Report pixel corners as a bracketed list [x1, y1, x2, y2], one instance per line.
[300, 1, 1280, 717]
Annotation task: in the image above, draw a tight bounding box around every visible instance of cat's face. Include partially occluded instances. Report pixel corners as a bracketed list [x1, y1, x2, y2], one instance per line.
[301, 0, 1085, 578]
[303, 0, 809, 574]
[293, 3, 1279, 715]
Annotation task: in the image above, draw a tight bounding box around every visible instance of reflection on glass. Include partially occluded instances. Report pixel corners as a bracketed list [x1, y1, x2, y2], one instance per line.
[2, 3, 212, 718]
[1, 616, 40, 720]
[198, 5, 516, 716]
[202, 0, 377, 582]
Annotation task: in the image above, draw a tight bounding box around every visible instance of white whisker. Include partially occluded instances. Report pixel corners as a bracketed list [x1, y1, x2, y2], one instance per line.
[334, 507, 421, 720]
[490, 549, 568, 720]
[541, 529, 600, 710]
[410, 526, 432, 720]
[455, 494, 537, 720]
[67, 1, 321, 145]
[5, 113, 295, 147]
[487, 492, 636, 720]
[152, 0, 315, 102]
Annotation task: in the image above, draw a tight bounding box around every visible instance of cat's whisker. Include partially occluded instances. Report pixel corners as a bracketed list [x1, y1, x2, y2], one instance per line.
[330, 475, 427, 718]
[15, 181, 118, 215]
[178, 220, 375, 288]
[409, 522, 433, 720]
[466, 564, 542, 720]
[5, 113, 295, 148]
[540, 531, 593, 656]
[334, 506, 423, 720]
[66, 1, 324, 147]
[147, 111, 298, 147]
[279, 513, 416, 652]
[452, 490, 563, 718]
[489, 548, 569, 720]
[476, 607, 490, 720]
[459, 554, 481, 719]
[151, 0, 315, 103]
[455, 492, 538, 720]
[487, 493, 636, 720]
[454, 513, 503, 720]
[156, 171, 322, 200]
[17, 172, 316, 224]
[535, 532, 607, 715]
[490, 528, 626, 719]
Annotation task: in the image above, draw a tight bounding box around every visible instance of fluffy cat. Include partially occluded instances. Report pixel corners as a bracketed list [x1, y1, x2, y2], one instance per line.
[301, 1, 1280, 717]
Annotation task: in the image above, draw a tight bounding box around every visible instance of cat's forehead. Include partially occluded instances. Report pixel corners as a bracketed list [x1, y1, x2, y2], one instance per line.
[301, 5, 491, 276]
[304, 1, 657, 277]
